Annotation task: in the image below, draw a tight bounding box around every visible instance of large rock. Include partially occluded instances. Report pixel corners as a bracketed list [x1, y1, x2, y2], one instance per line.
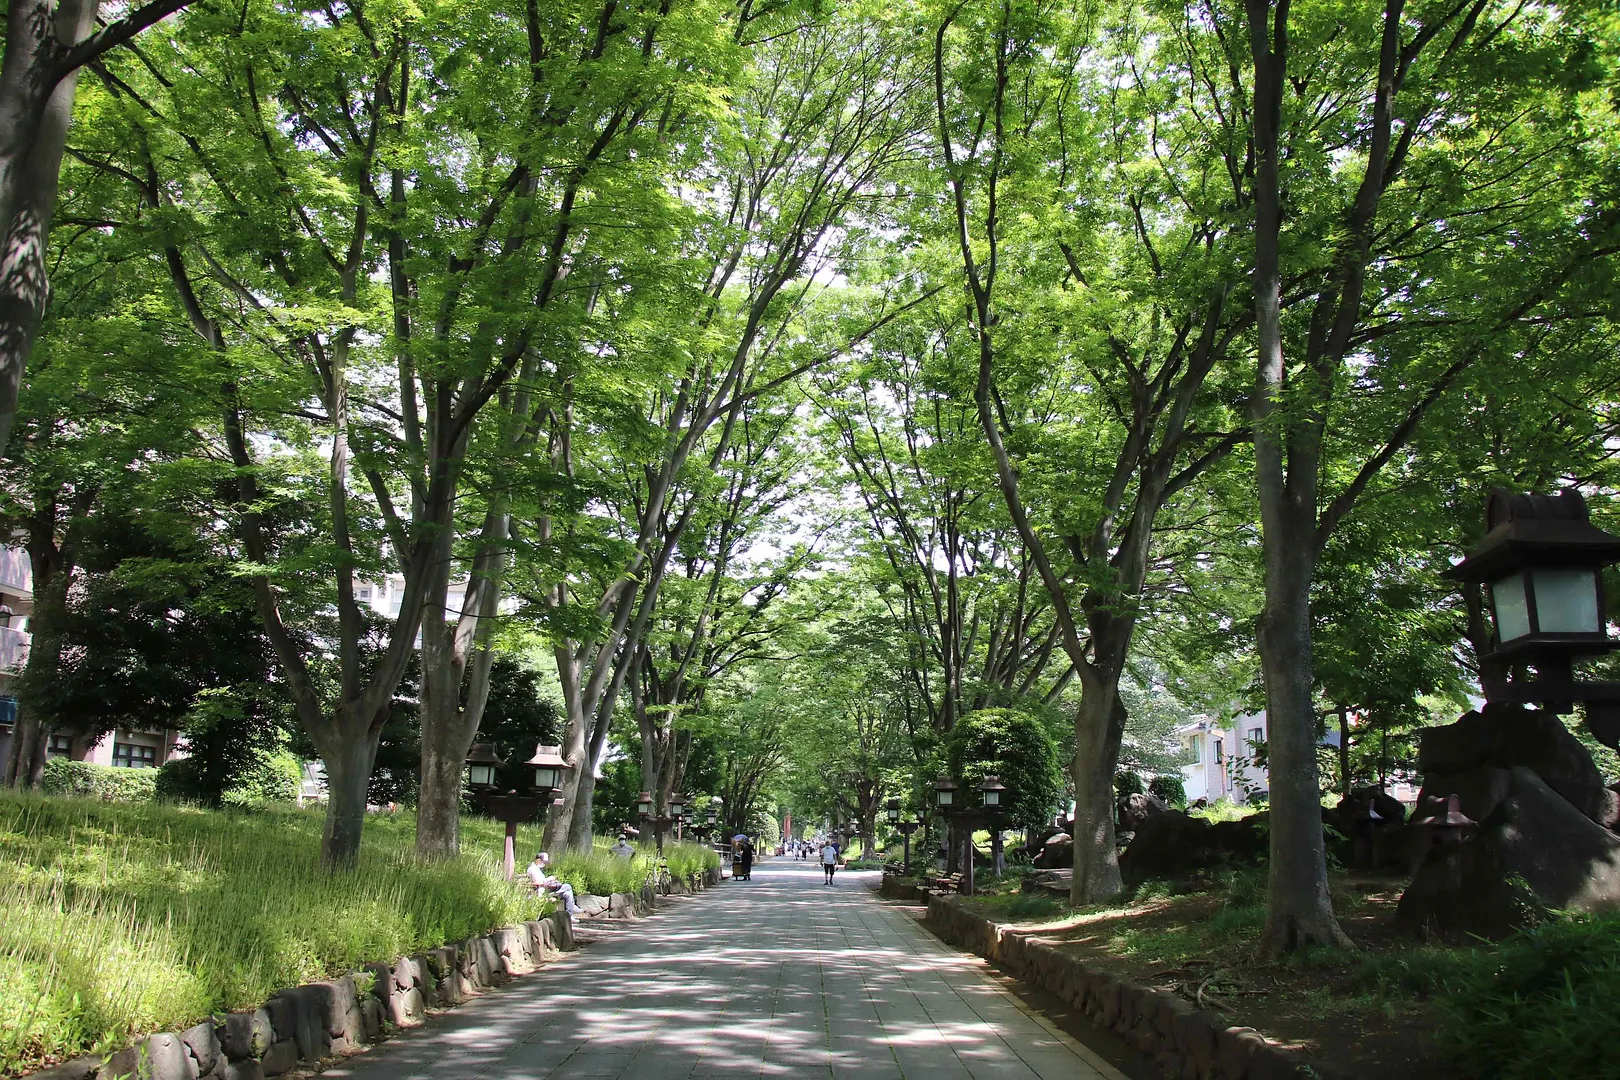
[180, 1022, 219, 1076]
[220, 1010, 274, 1061]
[258, 1040, 297, 1077]
[1117, 792, 1169, 832]
[1399, 767, 1620, 937]
[143, 1033, 196, 1080]
[1414, 766, 1514, 829]
[1119, 811, 1267, 885]
[1418, 704, 1608, 824]
[1034, 832, 1072, 869]
[23, 1057, 101, 1080]
[264, 985, 330, 1062]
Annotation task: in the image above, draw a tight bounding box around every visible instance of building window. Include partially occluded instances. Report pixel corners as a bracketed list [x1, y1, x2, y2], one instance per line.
[112, 742, 157, 768]
[1214, 737, 1225, 764]
[0, 695, 15, 726]
[1191, 735, 1202, 763]
[1249, 727, 1263, 750]
[47, 733, 73, 758]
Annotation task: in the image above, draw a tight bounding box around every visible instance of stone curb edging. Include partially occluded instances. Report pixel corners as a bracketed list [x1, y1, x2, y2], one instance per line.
[22, 865, 724, 1080]
[878, 878, 1338, 1080]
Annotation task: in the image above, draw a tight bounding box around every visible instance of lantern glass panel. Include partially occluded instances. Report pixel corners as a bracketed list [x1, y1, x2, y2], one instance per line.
[936, 788, 953, 807]
[1491, 572, 1532, 641]
[534, 765, 560, 790]
[983, 789, 1000, 807]
[468, 764, 495, 787]
[1532, 568, 1602, 634]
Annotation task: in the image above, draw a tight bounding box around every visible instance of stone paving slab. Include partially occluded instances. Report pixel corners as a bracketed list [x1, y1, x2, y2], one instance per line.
[321, 858, 1130, 1080]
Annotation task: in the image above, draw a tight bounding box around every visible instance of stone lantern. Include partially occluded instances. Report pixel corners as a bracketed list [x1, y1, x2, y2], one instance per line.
[1444, 487, 1620, 732]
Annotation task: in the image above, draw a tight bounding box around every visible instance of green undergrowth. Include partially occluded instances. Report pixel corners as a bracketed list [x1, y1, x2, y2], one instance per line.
[957, 864, 1620, 1079]
[546, 841, 718, 897]
[1428, 914, 1620, 1080]
[0, 794, 536, 1076]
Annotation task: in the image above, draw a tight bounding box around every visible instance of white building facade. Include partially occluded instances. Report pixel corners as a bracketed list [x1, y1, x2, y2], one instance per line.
[1178, 712, 1274, 805]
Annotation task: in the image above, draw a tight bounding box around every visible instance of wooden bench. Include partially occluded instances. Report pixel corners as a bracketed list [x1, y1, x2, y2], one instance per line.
[920, 872, 964, 895]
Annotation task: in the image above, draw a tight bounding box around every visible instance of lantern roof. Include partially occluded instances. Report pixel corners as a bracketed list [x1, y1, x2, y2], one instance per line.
[979, 775, 1006, 792]
[465, 742, 504, 767]
[525, 744, 569, 770]
[1444, 488, 1620, 583]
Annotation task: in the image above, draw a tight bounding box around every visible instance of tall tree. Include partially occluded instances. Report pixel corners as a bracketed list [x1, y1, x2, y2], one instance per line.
[531, 6, 929, 851]
[929, 0, 1250, 901]
[1241, 0, 1620, 949]
[0, 0, 192, 454]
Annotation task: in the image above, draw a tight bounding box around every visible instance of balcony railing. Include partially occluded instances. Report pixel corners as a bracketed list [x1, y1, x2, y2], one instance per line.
[0, 548, 30, 596]
[0, 626, 29, 674]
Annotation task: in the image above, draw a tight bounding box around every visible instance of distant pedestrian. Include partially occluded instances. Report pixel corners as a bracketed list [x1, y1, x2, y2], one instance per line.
[821, 840, 840, 884]
[610, 835, 635, 859]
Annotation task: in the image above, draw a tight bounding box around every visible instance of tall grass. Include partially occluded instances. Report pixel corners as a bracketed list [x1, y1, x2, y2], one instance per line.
[0, 794, 535, 1076]
[664, 841, 721, 881]
[1433, 913, 1620, 1080]
[547, 841, 720, 897]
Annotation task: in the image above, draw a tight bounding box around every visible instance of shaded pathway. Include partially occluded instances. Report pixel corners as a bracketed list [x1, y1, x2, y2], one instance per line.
[323, 858, 1133, 1079]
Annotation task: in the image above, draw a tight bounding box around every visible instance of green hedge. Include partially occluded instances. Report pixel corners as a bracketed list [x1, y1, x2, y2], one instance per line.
[40, 759, 157, 802]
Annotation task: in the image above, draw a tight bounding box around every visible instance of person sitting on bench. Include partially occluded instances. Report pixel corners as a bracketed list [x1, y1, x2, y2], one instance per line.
[527, 851, 582, 915]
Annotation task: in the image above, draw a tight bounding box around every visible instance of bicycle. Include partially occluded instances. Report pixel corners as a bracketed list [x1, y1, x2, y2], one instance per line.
[643, 857, 673, 897]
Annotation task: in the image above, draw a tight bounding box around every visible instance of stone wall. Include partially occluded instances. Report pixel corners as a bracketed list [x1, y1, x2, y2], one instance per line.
[24, 864, 724, 1080]
[915, 892, 1349, 1080]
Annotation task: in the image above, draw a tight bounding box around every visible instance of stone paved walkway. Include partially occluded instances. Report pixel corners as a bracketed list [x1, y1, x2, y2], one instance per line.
[322, 858, 1131, 1080]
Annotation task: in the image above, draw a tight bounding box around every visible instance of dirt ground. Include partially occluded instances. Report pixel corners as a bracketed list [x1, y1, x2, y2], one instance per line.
[962, 872, 1465, 1080]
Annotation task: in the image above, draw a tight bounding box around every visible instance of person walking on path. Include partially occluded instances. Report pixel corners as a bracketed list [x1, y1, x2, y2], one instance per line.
[821, 839, 840, 884]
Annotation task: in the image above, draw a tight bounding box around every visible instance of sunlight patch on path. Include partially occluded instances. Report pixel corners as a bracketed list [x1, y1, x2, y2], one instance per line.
[322, 858, 1130, 1080]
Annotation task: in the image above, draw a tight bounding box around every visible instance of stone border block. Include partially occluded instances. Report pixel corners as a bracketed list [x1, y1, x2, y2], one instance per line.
[913, 892, 1341, 1080]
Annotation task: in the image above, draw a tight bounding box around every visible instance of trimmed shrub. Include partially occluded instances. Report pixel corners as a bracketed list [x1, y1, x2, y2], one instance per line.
[221, 750, 302, 807]
[946, 708, 1063, 829]
[41, 759, 157, 802]
[1114, 770, 1145, 797]
[1148, 775, 1185, 806]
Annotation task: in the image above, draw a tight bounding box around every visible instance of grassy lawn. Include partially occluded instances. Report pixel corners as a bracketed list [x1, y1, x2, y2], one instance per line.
[0, 792, 714, 1077]
[955, 867, 1620, 1080]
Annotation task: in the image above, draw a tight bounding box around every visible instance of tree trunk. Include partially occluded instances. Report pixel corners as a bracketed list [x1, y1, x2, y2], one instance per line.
[567, 764, 599, 850]
[415, 716, 468, 859]
[1338, 706, 1351, 801]
[414, 512, 506, 859]
[1256, 539, 1350, 951]
[0, 0, 93, 457]
[1248, 0, 1349, 955]
[1070, 682, 1127, 902]
[543, 647, 588, 850]
[3, 704, 45, 788]
[319, 727, 381, 868]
